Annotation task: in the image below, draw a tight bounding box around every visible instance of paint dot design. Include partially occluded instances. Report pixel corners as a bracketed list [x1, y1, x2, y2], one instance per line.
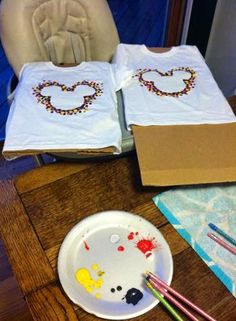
[134, 67, 196, 98]
[32, 80, 103, 115]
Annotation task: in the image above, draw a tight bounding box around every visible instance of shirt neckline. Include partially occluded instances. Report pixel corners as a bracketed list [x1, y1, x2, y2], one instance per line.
[47, 62, 85, 71]
[141, 45, 177, 57]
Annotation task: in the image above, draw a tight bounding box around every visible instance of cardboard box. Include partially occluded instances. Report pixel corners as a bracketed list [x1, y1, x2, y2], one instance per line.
[133, 123, 236, 186]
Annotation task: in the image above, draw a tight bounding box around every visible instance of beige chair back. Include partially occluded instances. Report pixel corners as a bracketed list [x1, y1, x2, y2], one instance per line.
[0, 0, 119, 76]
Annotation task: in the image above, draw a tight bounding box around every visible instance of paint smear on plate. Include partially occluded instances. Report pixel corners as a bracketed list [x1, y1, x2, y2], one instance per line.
[95, 293, 101, 299]
[128, 231, 159, 258]
[92, 264, 98, 270]
[117, 245, 125, 252]
[75, 266, 104, 298]
[127, 232, 139, 240]
[123, 288, 143, 305]
[84, 241, 90, 251]
[136, 238, 157, 258]
[92, 264, 105, 276]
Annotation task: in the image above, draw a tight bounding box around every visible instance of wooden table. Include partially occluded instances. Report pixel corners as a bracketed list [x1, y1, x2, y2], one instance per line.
[0, 153, 236, 321]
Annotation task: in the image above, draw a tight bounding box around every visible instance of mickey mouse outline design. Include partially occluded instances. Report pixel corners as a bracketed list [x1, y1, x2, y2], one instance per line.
[32, 80, 103, 115]
[134, 67, 196, 98]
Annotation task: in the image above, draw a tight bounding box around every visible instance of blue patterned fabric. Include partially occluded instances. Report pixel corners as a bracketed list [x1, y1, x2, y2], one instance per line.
[153, 184, 236, 297]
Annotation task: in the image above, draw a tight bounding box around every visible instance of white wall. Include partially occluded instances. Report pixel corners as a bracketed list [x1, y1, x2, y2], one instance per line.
[205, 0, 236, 97]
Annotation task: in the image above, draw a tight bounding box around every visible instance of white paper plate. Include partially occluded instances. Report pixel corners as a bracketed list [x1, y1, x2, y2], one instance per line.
[58, 210, 173, 320]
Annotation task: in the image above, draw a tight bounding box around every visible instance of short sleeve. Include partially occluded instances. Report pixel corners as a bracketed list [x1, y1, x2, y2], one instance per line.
[18, 62, 31, 81]
[110, 63, 133, 91]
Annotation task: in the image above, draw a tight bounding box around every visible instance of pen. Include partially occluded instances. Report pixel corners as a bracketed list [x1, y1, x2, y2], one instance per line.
[208, 223, 236, 247]
[207, 232, 236, 255]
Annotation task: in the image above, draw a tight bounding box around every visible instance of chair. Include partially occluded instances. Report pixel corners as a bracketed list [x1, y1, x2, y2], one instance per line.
[0, 0, 131, 165]
[0, 0, 119, 77]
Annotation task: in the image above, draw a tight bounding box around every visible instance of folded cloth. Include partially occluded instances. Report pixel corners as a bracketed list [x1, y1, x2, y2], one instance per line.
[3, 61, 131, 159]
[112, 44, 236, 129]
[153, 184, 236, 297]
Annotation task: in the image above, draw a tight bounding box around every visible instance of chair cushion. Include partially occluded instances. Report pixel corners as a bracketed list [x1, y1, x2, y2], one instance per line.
[0, 0, 119, 76]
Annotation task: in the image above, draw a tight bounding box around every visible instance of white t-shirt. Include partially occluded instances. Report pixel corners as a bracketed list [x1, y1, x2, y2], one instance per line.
[3, 61, 129, 157]
[112, 44, 236, 128]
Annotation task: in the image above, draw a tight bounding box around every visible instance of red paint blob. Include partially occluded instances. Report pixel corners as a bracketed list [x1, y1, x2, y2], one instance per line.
[84, 241, 90, 251]
[136, 239, 156, 254]
[128, 232, 134, 240]
[135, 232, 139, 235]
[117, 246, 125, 252]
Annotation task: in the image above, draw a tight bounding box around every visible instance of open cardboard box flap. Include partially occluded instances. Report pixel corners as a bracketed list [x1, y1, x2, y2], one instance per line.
[133, 123, 236, 186]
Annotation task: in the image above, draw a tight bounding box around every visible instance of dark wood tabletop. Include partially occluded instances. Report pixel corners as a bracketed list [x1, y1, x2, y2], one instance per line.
[1, 151, 236, 321]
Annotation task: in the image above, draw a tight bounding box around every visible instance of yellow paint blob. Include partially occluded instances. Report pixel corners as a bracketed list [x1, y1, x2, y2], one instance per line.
[75, 268, 103, 294]
[92, 264, 99, 271]
[95, 293, 101, 299]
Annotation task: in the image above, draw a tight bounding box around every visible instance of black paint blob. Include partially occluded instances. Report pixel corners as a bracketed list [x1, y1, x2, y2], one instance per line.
[111, 285, 122, 293]
[123, 288, 143, 305]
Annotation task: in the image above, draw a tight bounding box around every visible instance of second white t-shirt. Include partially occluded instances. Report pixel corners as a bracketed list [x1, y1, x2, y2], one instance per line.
[112, 44, 236, 128]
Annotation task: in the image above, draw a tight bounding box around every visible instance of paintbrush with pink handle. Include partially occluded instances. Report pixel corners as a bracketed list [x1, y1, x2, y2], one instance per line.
[146, 271, 216, 321]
